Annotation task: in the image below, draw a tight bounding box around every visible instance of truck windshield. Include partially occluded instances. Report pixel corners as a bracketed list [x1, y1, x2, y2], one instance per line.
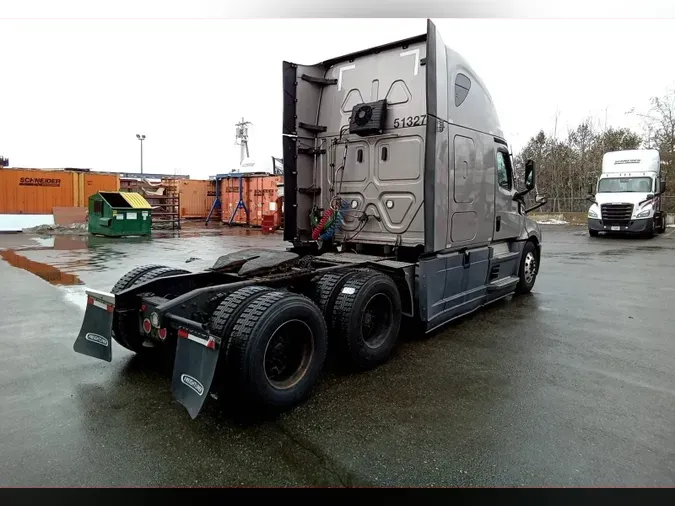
[597, 177, 652, 193]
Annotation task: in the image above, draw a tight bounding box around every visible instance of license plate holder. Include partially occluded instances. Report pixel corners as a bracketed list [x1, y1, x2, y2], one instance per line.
[611, 226, 621, 231]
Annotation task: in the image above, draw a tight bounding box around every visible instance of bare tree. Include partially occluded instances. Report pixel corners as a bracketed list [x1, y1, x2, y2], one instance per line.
[516, 120, 641, 213]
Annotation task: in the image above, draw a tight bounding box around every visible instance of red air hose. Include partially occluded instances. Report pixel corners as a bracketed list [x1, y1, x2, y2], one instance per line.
[312, 208, 334, 240]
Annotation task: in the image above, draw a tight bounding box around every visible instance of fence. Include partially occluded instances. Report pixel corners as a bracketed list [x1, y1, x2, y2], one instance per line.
[530, 196, 675, 214]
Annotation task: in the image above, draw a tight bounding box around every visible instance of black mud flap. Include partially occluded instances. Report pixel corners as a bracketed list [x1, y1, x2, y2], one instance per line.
[171, 328, 221, 419]
[73, 289, 115, 363]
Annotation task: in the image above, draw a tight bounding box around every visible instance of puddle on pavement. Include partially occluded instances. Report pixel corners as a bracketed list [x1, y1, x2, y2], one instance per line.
[635, 245, 664, 251]
[0, 249, 83, 286]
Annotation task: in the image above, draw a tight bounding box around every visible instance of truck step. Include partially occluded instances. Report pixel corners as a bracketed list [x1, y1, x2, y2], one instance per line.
[298, 147, 327, 156]
[487, 276, 519, 292]
[298, 187, 321, 196]
[492, 251, 519, 262]
[299, 122, 328, 133]
[301, 74, 338, 86]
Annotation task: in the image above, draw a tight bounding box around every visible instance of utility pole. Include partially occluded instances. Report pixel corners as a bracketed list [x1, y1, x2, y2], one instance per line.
[136, 134, 146, 174]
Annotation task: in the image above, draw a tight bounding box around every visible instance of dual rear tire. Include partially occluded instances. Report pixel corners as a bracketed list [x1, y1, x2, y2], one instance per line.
[206, 268, 403, 410]
[110, 264, 402, 412]
[308, 269, 402, 371]
[211, 290, 328, 410]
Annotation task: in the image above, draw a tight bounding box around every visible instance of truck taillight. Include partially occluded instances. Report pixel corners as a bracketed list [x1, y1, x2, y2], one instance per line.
[142, 318, 152, 333]
[158, 328, 168, 341]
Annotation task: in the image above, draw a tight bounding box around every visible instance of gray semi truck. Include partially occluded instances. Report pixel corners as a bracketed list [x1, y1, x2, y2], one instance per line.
[73, 20, 548, 419]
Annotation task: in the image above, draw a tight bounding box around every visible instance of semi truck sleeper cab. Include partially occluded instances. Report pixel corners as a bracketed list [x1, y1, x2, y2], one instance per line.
[73, 20, 548, 420]
[587, 149, 667, 237]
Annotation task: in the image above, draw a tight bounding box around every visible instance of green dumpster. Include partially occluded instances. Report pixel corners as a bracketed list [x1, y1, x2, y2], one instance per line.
[88, 192, 152, 237]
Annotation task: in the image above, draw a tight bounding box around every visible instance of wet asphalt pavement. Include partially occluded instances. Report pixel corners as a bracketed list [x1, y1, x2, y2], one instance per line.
[1, 223, 675, 486]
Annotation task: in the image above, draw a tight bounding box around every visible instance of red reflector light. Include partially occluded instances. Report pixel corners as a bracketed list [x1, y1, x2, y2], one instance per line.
[141, 304, 147, 311]
[107, 304, 114, 313]
[158, 328, 168, 341]
[206, 337, 216, 350]
[142, 318, 152, 333]
[177, 329, 189, 339]
[87, 297, 94, 305]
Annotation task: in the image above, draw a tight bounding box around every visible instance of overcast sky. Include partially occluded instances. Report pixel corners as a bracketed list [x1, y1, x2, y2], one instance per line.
[0, 18, 673, 179]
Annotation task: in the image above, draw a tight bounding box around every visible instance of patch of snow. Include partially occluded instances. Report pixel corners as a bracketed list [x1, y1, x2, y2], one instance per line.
[0, 214, 54, 232]
[23, 222, 88, 235]
[62, 285, 88, 312]
[31, 236, 56, 248]
[536, 219, 569, 225]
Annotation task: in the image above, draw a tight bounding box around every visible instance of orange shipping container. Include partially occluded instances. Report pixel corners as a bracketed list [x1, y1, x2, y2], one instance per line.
[82, 173, 119, 204]
[220, 177, 247, 225]
[220, 175, 281, 227]
[246, 175, 282, 227]
[0, 169, 77, 214]
[0, 169, 119, 214]
[167, 179, 216, 219]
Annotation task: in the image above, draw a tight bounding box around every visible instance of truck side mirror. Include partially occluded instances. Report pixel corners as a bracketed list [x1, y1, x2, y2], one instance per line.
[525, 159, 535, 190]
[587, 183, 594, 196]
[661, 179, 667, 193]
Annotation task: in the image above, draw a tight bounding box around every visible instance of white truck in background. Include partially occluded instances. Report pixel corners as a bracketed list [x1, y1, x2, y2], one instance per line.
[587, 149, 667, 237]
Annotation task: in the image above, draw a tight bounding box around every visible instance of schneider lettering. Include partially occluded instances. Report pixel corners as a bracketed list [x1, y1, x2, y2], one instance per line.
[19, 177, 61, 187]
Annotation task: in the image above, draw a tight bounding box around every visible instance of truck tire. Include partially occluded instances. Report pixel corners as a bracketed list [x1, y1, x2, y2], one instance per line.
[208, 286, 274, 397]
[111, 264, 166, 294]
[515, 241, 538, 295]
[226, 290, 328, 410]
[331, 270, 402, 371]
[306, 270, 357, 320]
[589, 229, 599, 237]
[111, 264, 168, 350]
[112, 266, 191, 354]
[656, 214, 666, 234]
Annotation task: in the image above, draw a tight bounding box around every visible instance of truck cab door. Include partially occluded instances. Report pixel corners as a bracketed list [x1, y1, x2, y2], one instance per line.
[493, 144, 522, 241]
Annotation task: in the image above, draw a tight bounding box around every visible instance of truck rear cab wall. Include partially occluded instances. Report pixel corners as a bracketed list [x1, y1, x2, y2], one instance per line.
[283, 35, 428, 247]
[283, 20, 508, 254]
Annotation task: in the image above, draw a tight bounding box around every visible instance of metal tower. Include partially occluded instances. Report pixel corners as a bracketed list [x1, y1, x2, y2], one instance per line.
[235, 117, 252, 166]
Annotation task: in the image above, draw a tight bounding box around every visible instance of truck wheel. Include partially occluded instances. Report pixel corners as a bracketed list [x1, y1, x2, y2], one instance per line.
[589, 229, 599, 237]
[112, 266, 190, 354]
[111, 264, 166, 294]
[657, 215, 666, 234]
[331, 270, 402, 371]
[306, 270, 356, 320]
[208, 286, 273, 397]
[227, 291, 327, 410]
[111, 265, 168, 349]
[515, 241, 538, 295]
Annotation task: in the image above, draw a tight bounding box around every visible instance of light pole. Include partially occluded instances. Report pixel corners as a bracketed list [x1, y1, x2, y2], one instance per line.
[136, 134, 146, 174]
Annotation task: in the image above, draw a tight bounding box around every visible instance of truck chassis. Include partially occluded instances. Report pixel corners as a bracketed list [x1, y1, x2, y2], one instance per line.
[74, 241, 539, 419]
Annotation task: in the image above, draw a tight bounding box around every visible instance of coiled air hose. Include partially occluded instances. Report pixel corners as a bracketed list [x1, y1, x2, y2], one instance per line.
[311, 208, 334, 240]
[311, 199, 350, 241]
